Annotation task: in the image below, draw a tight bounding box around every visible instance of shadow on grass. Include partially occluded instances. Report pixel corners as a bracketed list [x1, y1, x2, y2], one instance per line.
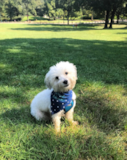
[10, 24, 103, 32]
[117, 32, 127, 34]
[0, 106, 52, 127]
[0, 38, 127, 87]
[77, 89, 127, 133]
[10, 24, 127, 32]
[0, 90, 28, 104]
[0, 37, 127, 134]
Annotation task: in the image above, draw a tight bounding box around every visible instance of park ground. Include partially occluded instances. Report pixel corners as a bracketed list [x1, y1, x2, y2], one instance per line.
[0, 23, 127, 159]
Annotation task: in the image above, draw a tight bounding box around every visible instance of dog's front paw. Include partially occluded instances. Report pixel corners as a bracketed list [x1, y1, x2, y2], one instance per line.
[55, 126, 60, 133]
[72, 121, 79, 125]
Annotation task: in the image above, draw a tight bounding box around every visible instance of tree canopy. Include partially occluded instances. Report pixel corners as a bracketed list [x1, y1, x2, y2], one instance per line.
[0, 0, 127, 28]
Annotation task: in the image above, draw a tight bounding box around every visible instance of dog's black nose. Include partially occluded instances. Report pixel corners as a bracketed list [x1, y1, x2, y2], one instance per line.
[63, 80, 68, 85]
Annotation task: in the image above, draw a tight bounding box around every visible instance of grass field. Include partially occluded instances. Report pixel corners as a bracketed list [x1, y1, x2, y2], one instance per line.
[0, 23, 127, 159]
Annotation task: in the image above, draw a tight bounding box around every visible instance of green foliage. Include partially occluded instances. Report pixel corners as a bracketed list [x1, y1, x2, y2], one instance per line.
[35, 0, 45, 16]
[0, 0, 38, 20]
[5, 0, 19, 20]
[44, 0, 56, 19]
[22, 0, 37, 16]
[0, 0, 127, 22]
[56, 8, 64, 18]
[59, 0, 78, 23]
[21, 15, 49, 21]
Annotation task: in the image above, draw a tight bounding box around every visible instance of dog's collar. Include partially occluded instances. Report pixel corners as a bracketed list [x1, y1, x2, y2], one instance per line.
[51, 90, 73, 115]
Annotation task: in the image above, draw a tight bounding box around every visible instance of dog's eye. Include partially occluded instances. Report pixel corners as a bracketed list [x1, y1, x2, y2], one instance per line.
[65, 72, 68, 75]
[55, 76, 59, 80]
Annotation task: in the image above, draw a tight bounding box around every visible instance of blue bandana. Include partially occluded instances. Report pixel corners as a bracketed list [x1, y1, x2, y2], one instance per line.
[51, 90, 74, 115]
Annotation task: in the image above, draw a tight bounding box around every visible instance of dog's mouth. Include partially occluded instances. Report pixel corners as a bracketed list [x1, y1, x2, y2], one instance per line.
[64, 84, 69, 87]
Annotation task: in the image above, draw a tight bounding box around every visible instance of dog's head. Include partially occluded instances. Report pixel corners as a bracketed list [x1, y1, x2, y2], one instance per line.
[44, 61, 77, 92]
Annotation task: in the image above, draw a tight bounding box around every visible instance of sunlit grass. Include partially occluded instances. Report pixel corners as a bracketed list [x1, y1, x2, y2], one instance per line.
[0, 23, 127, 159]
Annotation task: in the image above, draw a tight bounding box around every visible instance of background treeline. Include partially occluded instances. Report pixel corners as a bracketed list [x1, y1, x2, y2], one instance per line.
[0, 0, 127, 28]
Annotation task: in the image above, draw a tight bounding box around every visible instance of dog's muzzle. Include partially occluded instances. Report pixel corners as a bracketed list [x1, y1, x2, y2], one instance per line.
[63, 80, 69, 87]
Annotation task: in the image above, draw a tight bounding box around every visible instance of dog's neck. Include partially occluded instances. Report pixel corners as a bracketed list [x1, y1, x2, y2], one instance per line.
[51, 90, 73, 115]
[53, 89, 70, 93]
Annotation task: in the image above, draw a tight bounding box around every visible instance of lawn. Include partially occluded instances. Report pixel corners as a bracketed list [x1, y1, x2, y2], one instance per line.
[0, 23, 127, 160]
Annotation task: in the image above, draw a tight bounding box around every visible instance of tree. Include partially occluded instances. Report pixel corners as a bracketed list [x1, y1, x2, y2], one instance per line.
[85, 0, 126, 29]
[109, 0, 125, 28]
[0, 0, 5, 12]
[35, 0, 45, 17]
[116, 2, 127, 23]
[58, 0, 77, 24]
[86, 0, 111, 28]
[56, 8, 64, 18]
[0, 0, 7, 20]
[22, 0, 37, 21]
[116, 7, 123, 24]
[41, 0, 64, 20]
[43, 0, 56, 19]
[5, 0, 19, 21]
[124, 2, 127, 17]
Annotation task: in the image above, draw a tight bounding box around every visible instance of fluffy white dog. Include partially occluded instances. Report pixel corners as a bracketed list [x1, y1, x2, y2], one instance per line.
[30, 61, 78, 132]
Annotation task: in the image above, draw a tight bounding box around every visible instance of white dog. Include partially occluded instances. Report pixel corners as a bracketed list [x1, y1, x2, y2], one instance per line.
[30, 61, 78, 132]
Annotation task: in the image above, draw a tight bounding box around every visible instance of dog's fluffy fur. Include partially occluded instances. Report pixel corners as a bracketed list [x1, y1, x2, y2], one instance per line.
[30, 61, 78, 132]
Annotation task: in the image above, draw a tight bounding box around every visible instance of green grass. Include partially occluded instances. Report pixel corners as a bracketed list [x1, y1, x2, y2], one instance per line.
[0, 23, 127, 160]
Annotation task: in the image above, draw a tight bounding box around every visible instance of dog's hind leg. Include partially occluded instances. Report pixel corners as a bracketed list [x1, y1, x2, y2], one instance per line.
[31, 109, 48, 121]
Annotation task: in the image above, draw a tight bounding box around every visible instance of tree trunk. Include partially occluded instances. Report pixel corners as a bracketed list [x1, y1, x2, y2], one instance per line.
[91, 11, 93, 21]
[27, 10, 29, 21]
[109, 9, 116, 28]
[117, 14, 119, 24]
[63, 10, 65, 24]
[27, 14, 28, 21]
[10, 16, 12, 21]
[67, 11, 69, 25]
[104, 10, 109, 29]
[26, 4, 29, 21]
[10, 12, 12, 21]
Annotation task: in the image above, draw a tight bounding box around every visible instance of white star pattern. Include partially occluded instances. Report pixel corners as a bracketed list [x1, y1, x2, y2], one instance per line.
[51, 90, 73, 115]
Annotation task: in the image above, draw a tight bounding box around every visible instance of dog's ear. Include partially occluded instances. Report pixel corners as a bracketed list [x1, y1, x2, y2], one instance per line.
[44, 72, 52, 89]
